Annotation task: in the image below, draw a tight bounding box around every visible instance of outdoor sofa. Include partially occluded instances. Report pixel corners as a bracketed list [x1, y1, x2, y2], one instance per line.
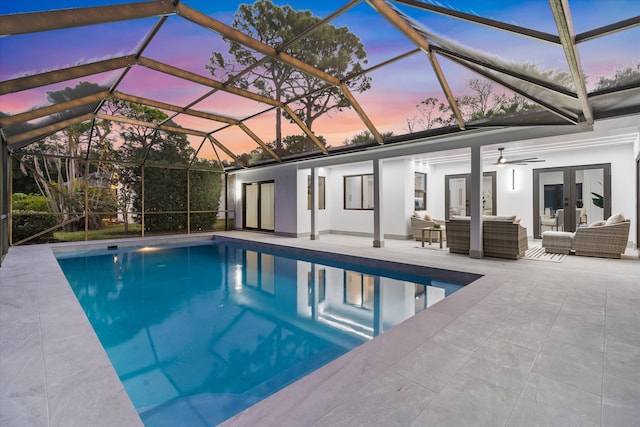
[543, 213, 630, 259]
[446, 215, 528, 259]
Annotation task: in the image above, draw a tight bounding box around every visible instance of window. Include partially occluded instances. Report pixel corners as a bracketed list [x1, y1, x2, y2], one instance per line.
[344, 271, 375, 310]
[243, 251, 275, 294]
[344, 174, 374, 210]
[414, 172, 427, 210]
[307, 175, 326, 210]
[307, 268, 326, 306]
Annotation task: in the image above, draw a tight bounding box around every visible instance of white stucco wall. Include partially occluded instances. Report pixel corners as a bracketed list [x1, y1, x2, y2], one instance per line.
[421, 143, 636, 240]
[326, 162, 374, 236]
[231, 164, 299, 237]
[382, 159, 414, 238]
[228, 120, 638, 246]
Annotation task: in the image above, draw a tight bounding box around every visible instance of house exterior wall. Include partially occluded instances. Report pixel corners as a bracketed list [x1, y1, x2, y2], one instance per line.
[232, 165, 299, 237]
[421, 143, 635, 240]
[382, 159, 413, 239]
[326, 162, 374, 237]
[228, 118, 638, 248]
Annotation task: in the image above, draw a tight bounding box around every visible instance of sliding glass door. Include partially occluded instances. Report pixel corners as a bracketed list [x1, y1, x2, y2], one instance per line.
[243, 181, 275, 231]
[533, 164, 610, 237]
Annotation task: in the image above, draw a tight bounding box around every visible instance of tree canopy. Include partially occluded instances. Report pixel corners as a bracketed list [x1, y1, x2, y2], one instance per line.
[594, 62, 640, 91]
[207, 0, 370, 154]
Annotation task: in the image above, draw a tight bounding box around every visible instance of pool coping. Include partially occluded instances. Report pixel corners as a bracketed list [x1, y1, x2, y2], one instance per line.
[10, 231, 640, 427]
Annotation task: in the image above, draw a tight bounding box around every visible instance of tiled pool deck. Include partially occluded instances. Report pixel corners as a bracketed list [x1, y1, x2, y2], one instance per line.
[1, 232, 639, 426]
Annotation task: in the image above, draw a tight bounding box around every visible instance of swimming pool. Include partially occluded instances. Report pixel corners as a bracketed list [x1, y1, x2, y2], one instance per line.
[56, 239, 477, 426]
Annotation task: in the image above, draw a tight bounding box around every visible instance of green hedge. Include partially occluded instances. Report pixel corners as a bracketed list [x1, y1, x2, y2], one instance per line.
[12, 193, 57, 244]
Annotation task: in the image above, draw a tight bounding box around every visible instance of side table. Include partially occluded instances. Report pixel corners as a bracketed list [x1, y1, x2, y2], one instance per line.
[421, 227, 444, 249]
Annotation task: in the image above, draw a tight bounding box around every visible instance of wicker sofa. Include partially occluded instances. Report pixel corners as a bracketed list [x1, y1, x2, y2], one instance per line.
[410, 211, 446, 242]
[543, 215, 630, 259]
[446, 215, 528, 259]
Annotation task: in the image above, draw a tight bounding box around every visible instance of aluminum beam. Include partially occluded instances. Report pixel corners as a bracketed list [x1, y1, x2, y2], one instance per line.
[281, 105, 328, 154]
[207, 136, 246, 168]
[96, 113, 208, 138]
[276, 0, 363, 53]
[367, 0, 465, 130]
[177, 4, 388, 145]
[138, 57, 281, 108]
[339, 83, 384, 144]
[0, 91, 109, 127]
[0, 56, 136, 96]
[549, 0, 594, 124]
[428, 53, 466, 130]
[96, 16, 171, 118]
[430, 46, 577, 98]
[112, 92, 239, 125]
[6, 114, 94, 150]
[138, 57, 327, 155]
[0, 1, 175, 36]
[393, 0, 561, 44]
[576, 15, 640, 43]
[176, 3, 341, 87]
[238, 123, 281, 162]
[438, 52, 580, 124]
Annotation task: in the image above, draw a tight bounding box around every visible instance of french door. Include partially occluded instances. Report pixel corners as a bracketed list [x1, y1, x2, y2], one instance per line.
[445, 172, 496, 220]
[533, 164, 611, 237]
[243, 181, 275, 231]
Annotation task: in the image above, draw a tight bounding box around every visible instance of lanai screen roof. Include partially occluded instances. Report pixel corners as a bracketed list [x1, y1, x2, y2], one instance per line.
[1, 0, 639, 171]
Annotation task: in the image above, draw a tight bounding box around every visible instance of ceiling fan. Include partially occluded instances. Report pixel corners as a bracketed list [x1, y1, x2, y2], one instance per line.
[494, 147, 545, 166]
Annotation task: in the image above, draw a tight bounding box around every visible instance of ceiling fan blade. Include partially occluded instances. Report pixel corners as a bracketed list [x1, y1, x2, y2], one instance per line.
[494, 148, 545, 165]
[505, 157, 545, 164]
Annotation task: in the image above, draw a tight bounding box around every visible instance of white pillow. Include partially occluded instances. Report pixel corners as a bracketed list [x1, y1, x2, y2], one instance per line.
[589, 220, 606, 227]
[605, 212, 625, 226]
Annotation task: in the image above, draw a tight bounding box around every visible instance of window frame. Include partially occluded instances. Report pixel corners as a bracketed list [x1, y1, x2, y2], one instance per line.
[343, 270, 375, 310]
[414, 172, 427, 210]
[307, 175, 326, 210]
[343, 173, 374, 210]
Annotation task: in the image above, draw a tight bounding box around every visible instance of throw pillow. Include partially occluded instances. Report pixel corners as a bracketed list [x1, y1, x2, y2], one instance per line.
[605, 212, 625, 226]
[589, 220, 606, 227]
[424, 213, 432, 221]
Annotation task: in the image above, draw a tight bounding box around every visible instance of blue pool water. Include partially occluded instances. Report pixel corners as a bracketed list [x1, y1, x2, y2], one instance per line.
[56, 240, 475, 426]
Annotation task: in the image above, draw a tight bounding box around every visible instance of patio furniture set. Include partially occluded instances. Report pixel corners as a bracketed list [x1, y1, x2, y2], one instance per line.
[411, 211, 631, 260]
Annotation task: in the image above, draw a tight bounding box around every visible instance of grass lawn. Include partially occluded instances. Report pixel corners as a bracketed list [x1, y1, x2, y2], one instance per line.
[53, 223, 143, 242]
[52, 220, 230, 242]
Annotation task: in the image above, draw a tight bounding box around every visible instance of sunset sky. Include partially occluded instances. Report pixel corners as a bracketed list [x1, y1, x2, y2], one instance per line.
[1, 0, 639, 161]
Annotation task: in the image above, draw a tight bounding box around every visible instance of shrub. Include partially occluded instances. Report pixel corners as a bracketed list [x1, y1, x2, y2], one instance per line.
[12, 193, 50, 212]
[12, 193, 58, 243]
